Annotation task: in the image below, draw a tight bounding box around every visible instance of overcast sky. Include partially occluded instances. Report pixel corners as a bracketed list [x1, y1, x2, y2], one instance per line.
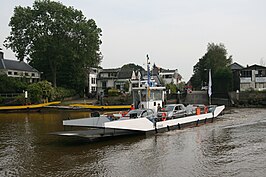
[1, 0, 266, 81]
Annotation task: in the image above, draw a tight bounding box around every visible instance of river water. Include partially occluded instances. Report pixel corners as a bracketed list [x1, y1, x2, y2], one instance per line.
[0, 108, 265, 177]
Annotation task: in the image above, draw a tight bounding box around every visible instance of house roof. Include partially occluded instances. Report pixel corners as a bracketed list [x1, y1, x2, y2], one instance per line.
[160, 69, 177, 73]
[117, 70, 133, 79]
[100, 68, 121, 73]
[242, 64, 266, 71]
[0, 58, 39, 72]
[230, 62, 244, 70]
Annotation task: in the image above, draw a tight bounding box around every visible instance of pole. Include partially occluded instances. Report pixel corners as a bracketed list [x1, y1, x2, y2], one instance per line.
[208, 69, 212, 105]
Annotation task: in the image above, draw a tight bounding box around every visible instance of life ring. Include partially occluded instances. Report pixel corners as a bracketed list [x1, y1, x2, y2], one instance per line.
[162, 112, 167, 121]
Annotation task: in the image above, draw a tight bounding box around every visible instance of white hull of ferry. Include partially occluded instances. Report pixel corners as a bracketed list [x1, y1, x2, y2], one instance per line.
[53, 105, 225, 138]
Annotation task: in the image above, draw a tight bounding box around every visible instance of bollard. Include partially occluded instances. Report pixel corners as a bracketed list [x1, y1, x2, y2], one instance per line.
[178, 123, 181, 130]
[196, 119, 199, 126]
[167, 125, 170, 131]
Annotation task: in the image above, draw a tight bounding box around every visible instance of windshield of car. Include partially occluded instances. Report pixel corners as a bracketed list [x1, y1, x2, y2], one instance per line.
[165, 105, 174, 112]
[125, 110, 142, 117]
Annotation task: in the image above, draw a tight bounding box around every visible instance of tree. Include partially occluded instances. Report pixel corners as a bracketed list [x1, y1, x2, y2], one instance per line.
[4, 0, 102, 90]
[121, 63, 145, 73]
[190, 43, 232, 92]
[166, 83, 177, 94]
[0, 75, 27, 93]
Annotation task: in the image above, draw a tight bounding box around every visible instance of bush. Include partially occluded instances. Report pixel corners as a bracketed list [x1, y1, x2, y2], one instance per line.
[108, 89, 120, 96]
[53, 87, 76, 100]
[27, 81, 76, 103]
[0, 74, 27, 93]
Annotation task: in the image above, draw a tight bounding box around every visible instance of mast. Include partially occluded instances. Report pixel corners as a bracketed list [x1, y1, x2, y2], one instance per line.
[146, 54, 151, 108]
[208, 69, 212, 105]
[146, 54, 151, 87]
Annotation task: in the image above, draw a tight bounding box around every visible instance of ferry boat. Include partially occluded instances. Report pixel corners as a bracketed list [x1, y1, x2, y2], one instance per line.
[52, 86, 225, 139]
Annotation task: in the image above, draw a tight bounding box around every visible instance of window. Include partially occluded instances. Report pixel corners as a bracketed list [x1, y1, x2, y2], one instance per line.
[108, 72, 117, 77]
[102, 81, 107, 89]
[241, 70, 251, 77]
[91, 78, 96, 84]
[25, 73, 29, 76]
[92, 86, 96, 91]
[32, 73, 35, 77]
[257, 70, 266, 77]
[8, 71, 12, 75]
[14, 72, 18, 75]
[165, 74, 172, 79]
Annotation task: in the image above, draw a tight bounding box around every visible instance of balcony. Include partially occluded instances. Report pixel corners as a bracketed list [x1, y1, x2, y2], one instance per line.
[240, 77, 251, 83]
[240, 77, 266, 83]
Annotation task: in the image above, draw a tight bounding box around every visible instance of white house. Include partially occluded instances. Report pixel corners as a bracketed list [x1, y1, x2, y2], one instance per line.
[97, 68, 120, 94]
[0, 51, 41, 83]
[240, 64, 266, 91]
[159, 69, 181, 85]
[86, 67, 98, 94]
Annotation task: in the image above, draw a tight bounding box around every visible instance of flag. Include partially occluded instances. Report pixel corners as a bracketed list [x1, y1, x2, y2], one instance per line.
[208, 69, 212, 97]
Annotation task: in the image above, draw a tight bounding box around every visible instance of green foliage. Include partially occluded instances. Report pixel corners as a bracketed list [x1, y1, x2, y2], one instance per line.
[190, 43, 233, 92]
[0, 74, 27, 93]
[213, 67, 232, 92]
[53, 87, 76, 100]
[166, 83, 177, 94]
[177, 81, 186, 91]
[124, 81, 130, 92]
[121, 63, 145, 72]
[27, 81, 75, 103]
[27, 80, 53, 103]
[4, 0, 102, 93]
[108, 89, 120, 96]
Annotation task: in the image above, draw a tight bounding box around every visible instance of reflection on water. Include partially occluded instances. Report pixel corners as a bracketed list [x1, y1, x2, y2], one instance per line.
[0, 108, 266, 177]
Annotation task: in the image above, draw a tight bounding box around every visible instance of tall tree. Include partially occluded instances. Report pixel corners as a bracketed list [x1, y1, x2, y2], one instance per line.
[121, 63, 145, 72]
[190, 43, 232, 92]
[4, 0, 102, 89]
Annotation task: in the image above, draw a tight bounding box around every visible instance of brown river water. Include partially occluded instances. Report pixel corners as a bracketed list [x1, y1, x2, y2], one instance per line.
[0, 108, 265, 177]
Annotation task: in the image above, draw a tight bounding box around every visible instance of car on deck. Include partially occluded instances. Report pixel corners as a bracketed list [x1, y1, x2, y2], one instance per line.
[121, 109, 155, 119]
[157, 104, 187, 119]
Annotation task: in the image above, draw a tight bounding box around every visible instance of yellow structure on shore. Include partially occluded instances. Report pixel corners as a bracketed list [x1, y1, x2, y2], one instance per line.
[0, 101, 61, 111]
[69, 103, 131, 110]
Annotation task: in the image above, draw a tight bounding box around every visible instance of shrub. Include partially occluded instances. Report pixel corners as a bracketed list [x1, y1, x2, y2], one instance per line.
[53, 87, 76, 100]
[108, 89, 120, 96]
